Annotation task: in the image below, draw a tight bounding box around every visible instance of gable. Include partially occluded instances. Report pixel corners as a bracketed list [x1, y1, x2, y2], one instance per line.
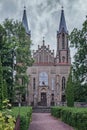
[33, 44, 54, 66]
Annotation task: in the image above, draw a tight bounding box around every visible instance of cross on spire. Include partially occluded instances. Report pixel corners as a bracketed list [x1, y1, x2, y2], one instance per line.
[62, 6, 64, 10]
[43, 36, 45, 45]
[24, 6, 26, 9]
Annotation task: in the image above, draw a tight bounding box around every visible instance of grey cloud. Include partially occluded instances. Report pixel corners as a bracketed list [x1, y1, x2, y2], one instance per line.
[0, 0, 19, 21]
[0, 0, 87, 59]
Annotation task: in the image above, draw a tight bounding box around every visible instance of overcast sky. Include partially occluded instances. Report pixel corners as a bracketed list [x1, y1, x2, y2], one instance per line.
[0, 0, 87, 60]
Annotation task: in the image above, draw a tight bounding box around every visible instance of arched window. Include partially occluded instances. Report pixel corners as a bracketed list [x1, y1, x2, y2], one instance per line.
[39, 72, 48, 86]
[33, 78, 35, 89]
[62, 95, 66, 102]
[62, 33, 65, 49]
[62, 56, 65, 62]
[52, 78, 55, 90]
[51, 94, 54, 101]
[62, 77, 66, 91]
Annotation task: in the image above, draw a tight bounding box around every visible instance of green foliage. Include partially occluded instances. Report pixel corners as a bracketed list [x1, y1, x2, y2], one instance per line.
[0, 99, 15, 130]
[2, 99, 12, 110]
[3, 80, 8, 100]
[69, 18, 87, 102]
[51, 106, 62, 118]
[73, 81, 87, 102]
[0, 57, 4, 109]
[0, 19, 33, 103]
[51, 107, 87, 130]
[0, 112, 15, 130]
[0, 57, 8, 109]
[11, 107, 32, 130]
[66, 68, 74, 107]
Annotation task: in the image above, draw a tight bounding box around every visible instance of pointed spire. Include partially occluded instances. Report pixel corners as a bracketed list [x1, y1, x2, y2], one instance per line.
[59, 7, 68, 33]
[42, 37, 45, 45]
[22, 6, 30, 35]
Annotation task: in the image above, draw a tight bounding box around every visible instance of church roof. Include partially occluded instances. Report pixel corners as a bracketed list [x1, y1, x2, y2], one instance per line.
[22, 7, 30, 35]
[58, 7, 68, 34]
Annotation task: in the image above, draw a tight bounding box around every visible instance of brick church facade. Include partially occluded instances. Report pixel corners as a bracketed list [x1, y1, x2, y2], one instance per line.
[22, 7, 71, 106]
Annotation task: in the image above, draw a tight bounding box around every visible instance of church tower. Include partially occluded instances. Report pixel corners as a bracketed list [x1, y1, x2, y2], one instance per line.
[56, 7, 71, 65]
[22, 6, 31, 38]
[26, 7, 71, 106]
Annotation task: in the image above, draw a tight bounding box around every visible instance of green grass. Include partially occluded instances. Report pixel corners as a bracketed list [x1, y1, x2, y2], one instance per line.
[11, 106, 32, 130]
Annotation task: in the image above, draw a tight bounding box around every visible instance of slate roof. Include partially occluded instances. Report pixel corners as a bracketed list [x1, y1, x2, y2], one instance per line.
[58, 8, 68, 34]
[22, 7, 30, 35]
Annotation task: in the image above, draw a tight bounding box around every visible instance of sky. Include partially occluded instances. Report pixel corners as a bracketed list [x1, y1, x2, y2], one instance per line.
[0, 0, 87, 61]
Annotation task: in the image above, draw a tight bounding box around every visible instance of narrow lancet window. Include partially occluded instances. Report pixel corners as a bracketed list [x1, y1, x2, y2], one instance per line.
[62, 77, 66, 91]
[62, 33, 65, 49]
[62, 56, 65, 62]
[33, 78, 35, 89]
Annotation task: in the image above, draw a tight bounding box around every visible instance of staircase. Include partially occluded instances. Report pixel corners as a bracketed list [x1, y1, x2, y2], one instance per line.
[33, 106, 51, 113]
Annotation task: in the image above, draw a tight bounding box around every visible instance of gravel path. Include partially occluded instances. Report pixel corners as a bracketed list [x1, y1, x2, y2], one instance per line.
[29, 113, 74, 130]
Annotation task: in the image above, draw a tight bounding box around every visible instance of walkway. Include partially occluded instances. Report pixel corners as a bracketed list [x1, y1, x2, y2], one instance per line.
[29, 113, 74, 130]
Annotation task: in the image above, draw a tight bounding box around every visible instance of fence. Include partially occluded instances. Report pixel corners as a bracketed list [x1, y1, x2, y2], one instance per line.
[14, 115, 20, 130]
[74, 102, 87, 107]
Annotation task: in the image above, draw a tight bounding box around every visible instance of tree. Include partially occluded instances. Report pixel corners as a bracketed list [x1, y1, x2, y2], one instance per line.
[0, 22, 14, 102]
[3, 80, 8, 100]
[66, 68, 74, 107]
[0, 19, 33, 104]
[69, 18, 87, 102]
[0, 57, 3, 109]
[0, 57, 8, 109]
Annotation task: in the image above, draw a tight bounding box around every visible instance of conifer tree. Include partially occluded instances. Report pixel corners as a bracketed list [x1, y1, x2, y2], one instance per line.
[66, 68, 74, 107]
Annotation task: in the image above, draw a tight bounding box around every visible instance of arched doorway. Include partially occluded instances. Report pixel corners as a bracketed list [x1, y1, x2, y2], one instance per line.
[41, 92, 47, 106]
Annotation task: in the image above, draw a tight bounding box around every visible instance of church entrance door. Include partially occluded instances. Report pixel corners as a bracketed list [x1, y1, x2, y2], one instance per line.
[41, 92, 47, 106]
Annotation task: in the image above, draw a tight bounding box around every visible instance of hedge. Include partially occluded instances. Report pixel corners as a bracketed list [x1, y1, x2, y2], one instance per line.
[11, 106, 32, 130]
[51, 107, 87, 130]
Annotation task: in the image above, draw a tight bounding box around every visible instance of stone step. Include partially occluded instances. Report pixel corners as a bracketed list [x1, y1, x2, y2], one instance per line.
[33, 106, 51, 113]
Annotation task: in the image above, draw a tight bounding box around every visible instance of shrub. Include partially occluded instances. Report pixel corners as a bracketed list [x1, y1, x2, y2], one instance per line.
[0, 99, 15, 130]
[0, 111, 15, 130]
[12, 106, 32, 130]
[51, 107, 62, 118]
[51, 107, 87, 130]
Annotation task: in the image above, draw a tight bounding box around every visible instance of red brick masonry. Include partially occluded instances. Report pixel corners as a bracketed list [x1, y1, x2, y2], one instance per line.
[29, 113, 74, 130]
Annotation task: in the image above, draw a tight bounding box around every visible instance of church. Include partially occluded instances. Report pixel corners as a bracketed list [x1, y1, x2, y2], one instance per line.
[22, 7, 71, 106]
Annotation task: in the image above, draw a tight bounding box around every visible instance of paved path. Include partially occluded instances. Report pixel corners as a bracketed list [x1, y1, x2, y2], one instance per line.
[29, 113, 74, 130]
